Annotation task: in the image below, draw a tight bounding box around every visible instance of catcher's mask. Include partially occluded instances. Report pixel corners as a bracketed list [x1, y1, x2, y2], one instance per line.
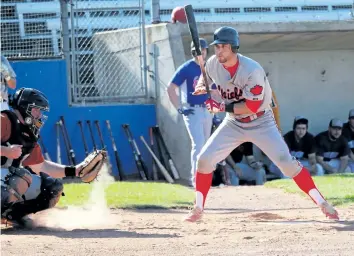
[10, 87, 50, 139]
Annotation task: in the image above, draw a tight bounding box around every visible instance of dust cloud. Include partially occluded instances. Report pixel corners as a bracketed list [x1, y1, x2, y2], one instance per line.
[33, 163, 119, 230]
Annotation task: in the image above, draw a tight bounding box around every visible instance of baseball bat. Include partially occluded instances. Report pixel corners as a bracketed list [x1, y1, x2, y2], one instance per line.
[38, 135, 51, 161]
[153, 126, 180, 180]
[59, 116, 76, 165]
[58, 119, 72, 165]
[105, 120, 125, 181]
[184, 4, 211, 98]
[149, 127, 158, 181]
[56, 122, 61, 164]
[94, 120, 105, 149]
[86, 120, 97, 151]
[140, 135, 174, 184]
[153, 126, 167, 178]
[78, 120, 89, 156]
[122, 124, 149, 181]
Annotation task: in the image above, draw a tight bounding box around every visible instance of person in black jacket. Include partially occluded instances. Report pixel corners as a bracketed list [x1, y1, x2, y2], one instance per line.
[269, 116, 324, 178]
[315, 118, 351, 174]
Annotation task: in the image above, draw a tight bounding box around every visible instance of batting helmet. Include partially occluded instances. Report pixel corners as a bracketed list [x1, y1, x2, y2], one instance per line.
[210, 26, 240, 49]
[191, 38, 208, 57]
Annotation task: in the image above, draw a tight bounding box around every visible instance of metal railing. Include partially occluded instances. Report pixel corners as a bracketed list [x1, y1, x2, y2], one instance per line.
[1, 0, 61, 59]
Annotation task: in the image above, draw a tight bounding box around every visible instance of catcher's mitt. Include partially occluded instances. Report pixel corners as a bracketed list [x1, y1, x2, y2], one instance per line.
[78, 150, 107, 183]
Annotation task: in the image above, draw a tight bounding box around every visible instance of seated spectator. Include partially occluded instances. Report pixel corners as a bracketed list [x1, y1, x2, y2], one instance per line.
[342, 109, 354, 172]
[269, 116, 324, 178]
[315, 118, 351, 174]
[224, 142, 266, 186]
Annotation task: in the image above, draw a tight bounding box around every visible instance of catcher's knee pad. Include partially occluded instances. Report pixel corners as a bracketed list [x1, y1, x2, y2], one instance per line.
[1, 167, 33, 212]
[3, 172, 64, 221]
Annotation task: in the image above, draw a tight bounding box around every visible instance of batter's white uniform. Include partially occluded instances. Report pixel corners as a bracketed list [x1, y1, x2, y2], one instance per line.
[196, 53, 302, 178]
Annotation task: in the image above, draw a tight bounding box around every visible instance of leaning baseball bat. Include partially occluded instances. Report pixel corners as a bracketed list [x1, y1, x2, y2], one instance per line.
[149, 127, 158, 181]
[105, 120, 125, 181]
[58, 119, 72, 165]
[60, 116, 76, 165]
[153, 126, 180, 180]
[184, 4, 211, 98]
[122, 124, 149, 180]
[78, 121, 89, 156]
[140, 135, 174, 184]
[86, 120, 97, 151]
[56, 122, 61, 164]
[94, 120, 105, 149]
[38, 135, 51, 161]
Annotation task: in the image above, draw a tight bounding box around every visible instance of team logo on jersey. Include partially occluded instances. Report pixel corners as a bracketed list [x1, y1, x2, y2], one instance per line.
[217, 85, 243, 100]
[250, 84, 263, 96]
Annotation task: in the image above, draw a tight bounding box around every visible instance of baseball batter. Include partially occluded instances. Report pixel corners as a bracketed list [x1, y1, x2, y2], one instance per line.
[183, 26, 339, 222]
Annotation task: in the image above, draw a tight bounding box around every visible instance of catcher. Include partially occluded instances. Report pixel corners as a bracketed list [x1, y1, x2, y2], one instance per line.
[1, 87, 106, 228]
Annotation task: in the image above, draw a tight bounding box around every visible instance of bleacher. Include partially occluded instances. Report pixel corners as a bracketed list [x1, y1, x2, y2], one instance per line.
[1, 0, 353, 59]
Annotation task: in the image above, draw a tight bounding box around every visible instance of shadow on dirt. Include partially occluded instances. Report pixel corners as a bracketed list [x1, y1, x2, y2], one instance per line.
[1, 227, 180, 239]
[204, 206, 317, 214]
[331, 220, 354, 232]
[251, 219, 354, 231]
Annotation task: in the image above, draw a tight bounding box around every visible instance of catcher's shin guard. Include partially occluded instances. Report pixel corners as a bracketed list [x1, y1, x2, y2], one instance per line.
[3, 172, 64, 221]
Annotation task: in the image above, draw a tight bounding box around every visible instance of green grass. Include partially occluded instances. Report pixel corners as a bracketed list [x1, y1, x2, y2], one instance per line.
[265, 174, 354, 207]
[58, 181, 194, 209]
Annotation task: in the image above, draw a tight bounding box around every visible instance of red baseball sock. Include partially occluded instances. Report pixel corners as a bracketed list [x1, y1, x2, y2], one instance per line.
[195, 171, 213, 210]
[292, 167, 326, 205]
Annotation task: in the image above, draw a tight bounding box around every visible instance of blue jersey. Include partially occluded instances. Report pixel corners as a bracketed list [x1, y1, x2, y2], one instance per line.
[170, 59, 208, 105]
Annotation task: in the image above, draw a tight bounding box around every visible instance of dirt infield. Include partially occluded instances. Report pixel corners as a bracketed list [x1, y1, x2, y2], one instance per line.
[1, 186, 354, 256]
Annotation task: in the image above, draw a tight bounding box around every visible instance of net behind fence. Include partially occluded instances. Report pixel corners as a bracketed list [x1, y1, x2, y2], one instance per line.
[68, 0, 147, 104]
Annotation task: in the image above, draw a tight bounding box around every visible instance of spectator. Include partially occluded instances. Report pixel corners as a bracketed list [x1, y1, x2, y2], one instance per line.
[269, 116, 324, 178]
[315, 118, 351, 174]
[224, 142, 267, 186]
[1, 54, 17, 110]
[342, 109, 354, 172]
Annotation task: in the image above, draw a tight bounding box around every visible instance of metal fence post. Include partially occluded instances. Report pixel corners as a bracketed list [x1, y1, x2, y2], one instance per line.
[70, 0, 79, 104]
[59, 0, 71, 104]
[151, 0, 160, 24]
[141, 0, 148, 97]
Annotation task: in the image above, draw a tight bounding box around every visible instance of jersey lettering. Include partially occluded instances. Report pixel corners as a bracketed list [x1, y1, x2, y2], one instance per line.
[217, 85, 243, 100]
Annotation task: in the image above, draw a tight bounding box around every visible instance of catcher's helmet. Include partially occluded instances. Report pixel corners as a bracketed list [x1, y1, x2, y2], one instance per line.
[210, 26, 240, 49]
[10, 87, 50, 138]
[191, 38, 208, 57]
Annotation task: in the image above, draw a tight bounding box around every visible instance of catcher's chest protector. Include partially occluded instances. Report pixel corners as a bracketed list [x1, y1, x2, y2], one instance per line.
[1, 110, 37, 168]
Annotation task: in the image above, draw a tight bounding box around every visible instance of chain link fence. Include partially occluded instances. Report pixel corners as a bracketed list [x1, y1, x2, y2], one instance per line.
[67, 0, 148, 104]
[1, 0, 62, 59]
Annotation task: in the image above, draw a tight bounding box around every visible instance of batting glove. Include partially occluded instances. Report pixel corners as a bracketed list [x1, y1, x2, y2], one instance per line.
[205, 98, 225, 113]
[178, 108, 194, 116]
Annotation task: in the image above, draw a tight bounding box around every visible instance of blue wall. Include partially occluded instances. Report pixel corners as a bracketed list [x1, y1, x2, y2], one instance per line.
[10, 59, 156, 179]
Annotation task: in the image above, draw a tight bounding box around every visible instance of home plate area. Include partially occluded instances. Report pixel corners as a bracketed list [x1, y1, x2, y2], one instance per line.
[1, 186, 354, 256]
